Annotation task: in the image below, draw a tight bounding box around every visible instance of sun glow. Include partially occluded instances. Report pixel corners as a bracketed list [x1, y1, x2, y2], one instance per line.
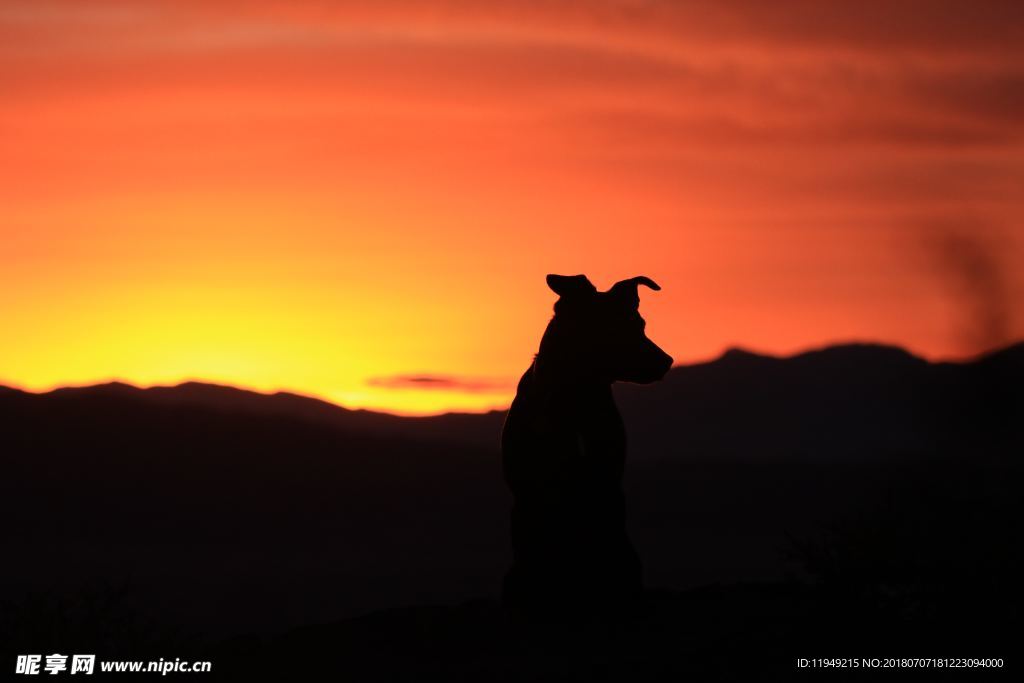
[3, 1, 1022, 414]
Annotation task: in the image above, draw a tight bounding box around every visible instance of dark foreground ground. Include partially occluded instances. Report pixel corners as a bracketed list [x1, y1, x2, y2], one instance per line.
[2, 344, 1020, 679]
[210, 582, 1016, 681]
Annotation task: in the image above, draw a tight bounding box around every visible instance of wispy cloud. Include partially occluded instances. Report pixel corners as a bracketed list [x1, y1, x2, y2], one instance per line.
[920, 217, 1016, 354]
[366, 375, 513, 393]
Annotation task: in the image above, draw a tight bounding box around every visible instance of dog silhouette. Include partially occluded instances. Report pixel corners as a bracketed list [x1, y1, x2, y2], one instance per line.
[501, 274, 673, 617]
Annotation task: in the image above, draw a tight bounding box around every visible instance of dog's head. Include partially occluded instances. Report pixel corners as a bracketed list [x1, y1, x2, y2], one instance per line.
[538, 274, 673, 385]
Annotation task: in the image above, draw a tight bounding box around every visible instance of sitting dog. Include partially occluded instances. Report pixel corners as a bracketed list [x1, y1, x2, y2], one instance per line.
[501, 274, 673, 616]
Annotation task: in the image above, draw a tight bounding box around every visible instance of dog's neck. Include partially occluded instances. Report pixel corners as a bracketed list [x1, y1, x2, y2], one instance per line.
[527, 351, 613, 418]
[518, 356, 619, 444]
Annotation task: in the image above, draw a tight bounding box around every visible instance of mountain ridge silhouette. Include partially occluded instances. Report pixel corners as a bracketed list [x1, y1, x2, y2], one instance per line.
[7, 339, 1019, 412]
[1, 340, 1020, 643]
[4, 340, 1019, 460]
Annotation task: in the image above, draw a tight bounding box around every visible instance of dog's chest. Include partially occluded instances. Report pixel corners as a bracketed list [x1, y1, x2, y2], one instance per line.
[519, 391, 625, 474]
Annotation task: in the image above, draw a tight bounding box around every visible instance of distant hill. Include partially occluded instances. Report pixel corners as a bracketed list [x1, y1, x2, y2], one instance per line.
[12, 379, 506, 451]
[617, 341, 1024, 462]
[5, 341, 1021, 461]
[0, 342, 1020, 642]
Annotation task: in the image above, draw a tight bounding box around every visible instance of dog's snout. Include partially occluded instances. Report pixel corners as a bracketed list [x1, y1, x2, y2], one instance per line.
[658, 351, 674, 376]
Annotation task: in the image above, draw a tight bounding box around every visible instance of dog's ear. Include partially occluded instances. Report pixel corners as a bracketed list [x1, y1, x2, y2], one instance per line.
[546, 274, 597, 298]
[609, 276, 661, 308]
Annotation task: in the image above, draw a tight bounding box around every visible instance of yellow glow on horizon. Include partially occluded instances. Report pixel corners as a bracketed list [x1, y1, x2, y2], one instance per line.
[2, 1, 1022, 415]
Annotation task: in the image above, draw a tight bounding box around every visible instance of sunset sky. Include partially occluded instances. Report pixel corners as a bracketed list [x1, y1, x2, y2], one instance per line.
[3, 0, 1023, 414]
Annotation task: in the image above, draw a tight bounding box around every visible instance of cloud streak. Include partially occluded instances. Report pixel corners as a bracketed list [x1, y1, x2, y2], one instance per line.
[366, 375, 513, 393]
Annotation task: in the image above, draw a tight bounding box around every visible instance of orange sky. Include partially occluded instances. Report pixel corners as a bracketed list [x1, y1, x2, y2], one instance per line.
[2, 0, 1023, 414]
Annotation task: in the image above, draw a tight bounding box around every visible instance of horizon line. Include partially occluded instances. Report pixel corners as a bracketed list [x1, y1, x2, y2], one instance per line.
[2, 338, 1020, 418]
